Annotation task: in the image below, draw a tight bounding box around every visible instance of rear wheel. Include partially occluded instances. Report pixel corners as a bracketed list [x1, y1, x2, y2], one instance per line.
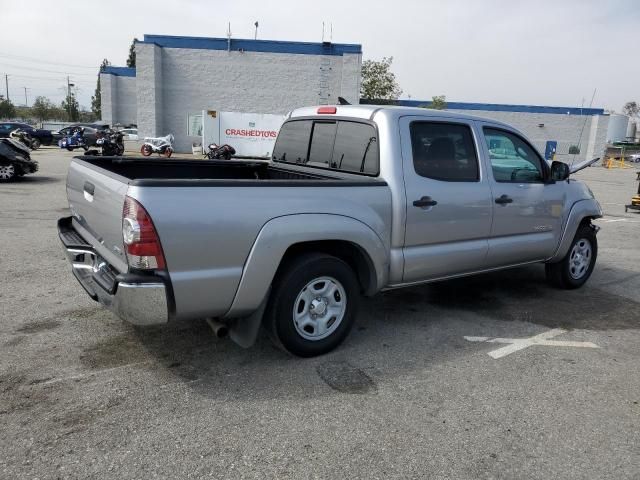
[30, 138, 41, 150]
[0, 163, 17, 181]
[163, 147, 173, 158]
[546, 224, 597, 289]
[265, 253, 359, 357]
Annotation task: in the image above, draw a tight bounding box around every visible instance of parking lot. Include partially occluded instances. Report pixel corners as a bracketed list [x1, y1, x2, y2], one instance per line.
[1, 148, 639, 479]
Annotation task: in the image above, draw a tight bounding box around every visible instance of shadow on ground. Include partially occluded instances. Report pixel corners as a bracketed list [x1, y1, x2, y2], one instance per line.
[102, 264, 639, 399]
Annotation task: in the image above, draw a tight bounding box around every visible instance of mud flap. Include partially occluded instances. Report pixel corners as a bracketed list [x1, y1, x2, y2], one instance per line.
[228, 290, 269, 348]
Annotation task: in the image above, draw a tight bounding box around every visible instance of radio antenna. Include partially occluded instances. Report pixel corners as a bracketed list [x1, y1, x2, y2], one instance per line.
[570, 88, 597, 170]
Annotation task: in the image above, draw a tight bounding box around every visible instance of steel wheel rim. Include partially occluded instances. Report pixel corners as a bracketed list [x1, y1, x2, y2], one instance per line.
[569, 238, 592, 280]
[292, 276, 347, 341]
[0, 164, 15, 180]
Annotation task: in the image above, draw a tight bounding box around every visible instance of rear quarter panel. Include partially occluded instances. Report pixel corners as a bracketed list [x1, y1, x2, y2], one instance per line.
[128, 183, 392, 320]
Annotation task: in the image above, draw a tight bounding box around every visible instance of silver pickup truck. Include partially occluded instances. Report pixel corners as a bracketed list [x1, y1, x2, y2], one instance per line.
[59, 105, 602, 357]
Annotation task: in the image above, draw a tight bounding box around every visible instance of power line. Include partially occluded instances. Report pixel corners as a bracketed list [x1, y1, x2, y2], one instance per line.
[0, 62, 98, 77]
[3, 72, 94, 83]
[0, 52, 96, 69]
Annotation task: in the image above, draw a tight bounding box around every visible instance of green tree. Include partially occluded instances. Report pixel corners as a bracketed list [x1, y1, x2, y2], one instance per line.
[61, 93, 79, 122]
[32, 96, 55, 121]
[126, 38, 138, 68]
[428, 95, 447, 110]
[91, 58, 111, 118]
[361, 57, 402, 100]
[623, 101, 639, 117]
[0, 98, 16, 119]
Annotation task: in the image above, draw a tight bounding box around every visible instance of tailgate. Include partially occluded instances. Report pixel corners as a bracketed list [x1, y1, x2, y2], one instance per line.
[66, 159, 129, 273]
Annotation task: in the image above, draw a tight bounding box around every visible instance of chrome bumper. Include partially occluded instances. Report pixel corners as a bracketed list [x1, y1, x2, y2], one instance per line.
[58, 217, 169, 326]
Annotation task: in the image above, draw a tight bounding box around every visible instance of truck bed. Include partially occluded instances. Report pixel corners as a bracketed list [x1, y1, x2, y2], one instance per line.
[75, 156, 385, 186]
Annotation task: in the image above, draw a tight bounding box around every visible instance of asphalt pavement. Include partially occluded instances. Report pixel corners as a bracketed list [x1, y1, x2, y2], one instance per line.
[1, 149, 639, 479]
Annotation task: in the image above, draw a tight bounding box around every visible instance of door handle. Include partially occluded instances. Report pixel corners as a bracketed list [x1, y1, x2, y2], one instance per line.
[83, 181, 95, 202]
[413, 196, 438, 208]
[495, 194, 513, 205]
[83, 181, 95, 195]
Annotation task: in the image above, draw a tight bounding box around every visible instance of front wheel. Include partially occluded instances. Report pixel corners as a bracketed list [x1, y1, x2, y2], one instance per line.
[30, 138, 41, 150]
[265, 253, 360, 357]
[546, 224, 598, 289]
[140, 144, 152, 156]
[163, 147, 173, 158]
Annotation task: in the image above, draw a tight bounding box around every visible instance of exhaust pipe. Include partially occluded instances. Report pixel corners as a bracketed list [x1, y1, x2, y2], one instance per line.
[206, 318, 229, 338]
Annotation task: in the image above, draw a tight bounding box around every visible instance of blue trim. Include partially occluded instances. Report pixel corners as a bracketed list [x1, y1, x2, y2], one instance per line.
[140, 34, 361, 56]
[101, 66, 136, 77]
[389, 99, 604, 116]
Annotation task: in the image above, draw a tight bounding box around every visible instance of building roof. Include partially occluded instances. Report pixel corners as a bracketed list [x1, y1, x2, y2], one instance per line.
[138, 34, 362, 56]
[101, 66, 136, 77]
[361, 99, 604, 116]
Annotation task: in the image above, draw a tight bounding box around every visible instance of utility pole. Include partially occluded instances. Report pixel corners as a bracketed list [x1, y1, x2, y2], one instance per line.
[4, 74, 8, 102]
[23, 87, 28, 107]
[254, 21, 259, 40]
[66, 76, 75, 121]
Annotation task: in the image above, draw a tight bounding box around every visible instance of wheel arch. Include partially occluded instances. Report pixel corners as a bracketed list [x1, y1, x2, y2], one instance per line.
[547, 199, 602, 263]
[223, 213, 388, 318]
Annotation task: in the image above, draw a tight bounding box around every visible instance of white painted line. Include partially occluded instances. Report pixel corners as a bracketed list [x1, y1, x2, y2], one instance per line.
[464, 328, 599, 359]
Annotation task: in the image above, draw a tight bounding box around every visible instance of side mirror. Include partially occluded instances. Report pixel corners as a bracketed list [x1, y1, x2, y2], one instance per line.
[550, 161, 570, 181]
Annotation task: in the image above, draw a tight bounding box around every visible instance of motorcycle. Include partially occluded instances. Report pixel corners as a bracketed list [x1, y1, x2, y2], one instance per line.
[96, 129, 125, 156]
[59, 127, 88, 152]
[9, 129, 36, 150]
[204, 143, 236, 160]
[140, 134, 174, 158]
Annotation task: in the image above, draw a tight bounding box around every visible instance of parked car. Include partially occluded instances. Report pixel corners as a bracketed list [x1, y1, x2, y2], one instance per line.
[58, 105, 602, 357]
[52, 125, 99, 147]
[120, 128, 138, 141]
[0, 138, 38, 181]
[0, 122, 54, 148]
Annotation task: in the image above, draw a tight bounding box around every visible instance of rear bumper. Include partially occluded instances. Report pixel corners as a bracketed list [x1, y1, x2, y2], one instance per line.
[58, 216, 169, 326]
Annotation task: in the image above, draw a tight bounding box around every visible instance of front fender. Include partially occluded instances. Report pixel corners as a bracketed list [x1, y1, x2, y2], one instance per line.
[547, 198, 602, 262]
[223, 214, 388, 318]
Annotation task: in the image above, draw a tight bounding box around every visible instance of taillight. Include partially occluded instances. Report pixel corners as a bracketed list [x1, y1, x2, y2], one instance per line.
[122, 196, 166, 270]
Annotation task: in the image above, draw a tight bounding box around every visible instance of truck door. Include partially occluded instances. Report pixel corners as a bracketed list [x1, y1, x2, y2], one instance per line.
[479, 125, 566, 267]
[399, 117, 493, 282]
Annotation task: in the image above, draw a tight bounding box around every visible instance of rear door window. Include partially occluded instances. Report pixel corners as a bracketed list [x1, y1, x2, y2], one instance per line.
[409, 122, 479, 182]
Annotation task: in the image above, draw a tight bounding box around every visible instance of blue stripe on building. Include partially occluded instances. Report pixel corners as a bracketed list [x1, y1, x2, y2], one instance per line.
[139, 34, 362, 56]
[374, 99, 604, 116]
[101, 66, 136, 77]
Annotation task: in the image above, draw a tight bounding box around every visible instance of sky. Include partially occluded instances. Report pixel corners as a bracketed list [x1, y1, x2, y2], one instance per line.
[0, 0, 638, 112]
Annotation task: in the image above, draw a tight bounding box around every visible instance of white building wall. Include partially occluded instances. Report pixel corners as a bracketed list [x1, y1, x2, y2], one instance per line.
[152, 47, 360, 152]
[99, 73, 115, 125]
[136, 43, 163, 140]
[449, 109, 610, 162]
[99, 74, 136, 126]
[114, 76, 137, 126]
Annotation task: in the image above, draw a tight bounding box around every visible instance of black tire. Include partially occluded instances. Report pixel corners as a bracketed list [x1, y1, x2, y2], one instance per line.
[546, 223, 597, 289]
[265, 253, 360, 357]
[30, 138, 41, 150]
[0, 163, 17, 182]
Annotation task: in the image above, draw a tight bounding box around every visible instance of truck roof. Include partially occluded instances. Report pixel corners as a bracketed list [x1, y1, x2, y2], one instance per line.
[289, 104, 515, 130]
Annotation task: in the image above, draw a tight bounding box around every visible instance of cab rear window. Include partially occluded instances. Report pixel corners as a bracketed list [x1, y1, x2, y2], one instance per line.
[272, 119, 379, 175]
